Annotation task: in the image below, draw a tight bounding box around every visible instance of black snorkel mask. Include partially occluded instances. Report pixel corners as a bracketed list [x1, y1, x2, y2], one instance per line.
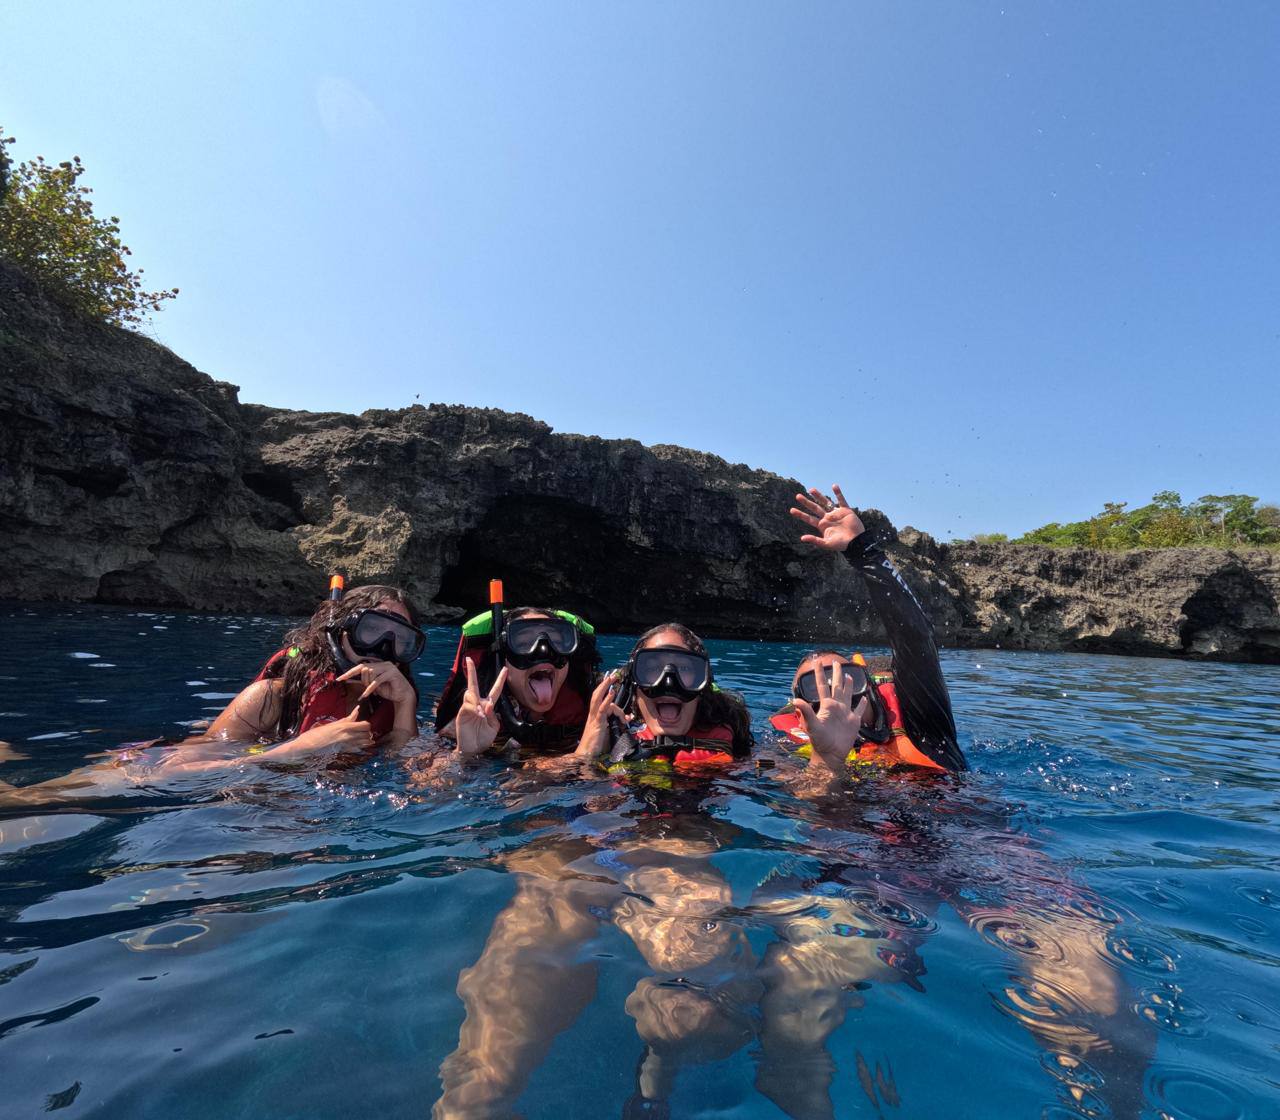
[631, 646, 712, 702]
[500, 616, 580, 670]
[606, 645, 713, 764]
[324, 575, 426, 675]
[791, 656, 890, 745]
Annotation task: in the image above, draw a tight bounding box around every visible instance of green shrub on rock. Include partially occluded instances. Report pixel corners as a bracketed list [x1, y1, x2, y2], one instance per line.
[0, 128, 177, 327]
[1009, 492, 1280, 550]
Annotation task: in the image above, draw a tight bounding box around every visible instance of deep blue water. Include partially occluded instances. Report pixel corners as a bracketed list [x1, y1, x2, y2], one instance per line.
[1, 602, 1278, 1120]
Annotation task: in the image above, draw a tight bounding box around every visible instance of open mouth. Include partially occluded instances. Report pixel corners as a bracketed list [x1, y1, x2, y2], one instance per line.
[527, 667, 556, 706]
[654, 699, 685, 726]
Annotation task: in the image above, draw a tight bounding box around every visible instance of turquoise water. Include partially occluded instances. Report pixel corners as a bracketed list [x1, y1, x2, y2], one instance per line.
[1, 602, 1278, 1119]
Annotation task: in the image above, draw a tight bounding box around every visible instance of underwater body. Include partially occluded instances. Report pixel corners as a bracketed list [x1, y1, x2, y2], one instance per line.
[1, 603, 1278, 1119]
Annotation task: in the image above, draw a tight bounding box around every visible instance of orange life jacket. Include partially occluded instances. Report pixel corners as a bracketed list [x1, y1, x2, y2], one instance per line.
[768, 671, 946, 773]
[255, 648, 400, 740]
[632, 723, 738, 770]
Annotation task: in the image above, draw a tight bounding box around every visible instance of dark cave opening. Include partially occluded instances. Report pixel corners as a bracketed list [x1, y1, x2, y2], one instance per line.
[1179, 566, 1280, 662]
[435, 495, 794, 636]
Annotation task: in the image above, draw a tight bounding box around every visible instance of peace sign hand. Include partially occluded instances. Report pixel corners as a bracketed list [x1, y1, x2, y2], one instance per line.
[789, 483, 866, 552]
[456, 660, 509, 757]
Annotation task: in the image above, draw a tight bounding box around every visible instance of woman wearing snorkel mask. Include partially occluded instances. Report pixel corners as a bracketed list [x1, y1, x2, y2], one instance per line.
[178, 582, 425, 765]
[774, 483, 967, 778]
[433, 624, 756, 1119]
[0, 583, 426, 803]
[433, 603, 600, 757]
[576, 622, 754, 768]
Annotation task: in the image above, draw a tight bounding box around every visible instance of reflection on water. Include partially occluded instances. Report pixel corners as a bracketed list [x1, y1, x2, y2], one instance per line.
[1, 604, 1278, 1119]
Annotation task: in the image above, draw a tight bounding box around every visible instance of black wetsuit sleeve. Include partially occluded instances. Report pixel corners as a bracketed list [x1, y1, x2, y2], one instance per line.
[844, 535, 966, 772]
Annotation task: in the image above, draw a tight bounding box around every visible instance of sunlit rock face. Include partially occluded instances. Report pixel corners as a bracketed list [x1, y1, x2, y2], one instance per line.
[939, 541, 1280, 662]
[3, 260, 1277, 662]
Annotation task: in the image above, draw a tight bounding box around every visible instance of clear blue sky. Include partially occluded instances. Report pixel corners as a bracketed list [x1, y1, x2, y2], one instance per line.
[3, 1, 1277, 538]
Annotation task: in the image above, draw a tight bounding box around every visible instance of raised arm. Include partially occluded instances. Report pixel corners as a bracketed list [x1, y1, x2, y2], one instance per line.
[790, 485, 965, 772]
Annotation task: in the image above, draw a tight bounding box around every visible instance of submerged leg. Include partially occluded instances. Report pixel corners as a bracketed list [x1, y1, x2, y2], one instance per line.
[613, 853, 760, 1108]
[623, 975, 758, 1102]
[433, 873, 604, 1119]
[753, 898, 907, 1120]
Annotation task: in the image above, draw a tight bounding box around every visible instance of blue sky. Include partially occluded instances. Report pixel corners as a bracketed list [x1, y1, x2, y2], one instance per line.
[3, 1, 1277, 538]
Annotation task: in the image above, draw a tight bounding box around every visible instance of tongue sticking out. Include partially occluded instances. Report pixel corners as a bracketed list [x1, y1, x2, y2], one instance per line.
[528, 673, 554, 706]
[656, 700, 683, 724]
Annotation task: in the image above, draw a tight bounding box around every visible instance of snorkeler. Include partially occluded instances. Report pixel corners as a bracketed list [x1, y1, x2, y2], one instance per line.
[0, 581, 425, 803]
[775, 484, 967, 775]
[165, 580, 425, 767]
[434, 624, 755, 1118]
[433, 583, 600, 757]
[577, 621, 755, 767]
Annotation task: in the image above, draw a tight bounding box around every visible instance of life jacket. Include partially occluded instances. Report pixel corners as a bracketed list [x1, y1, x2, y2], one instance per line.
[627, 723, 738, 771]
[768, 668, 946, 773]
[254, 648, 400, 741]
[434, 609, 594, 746]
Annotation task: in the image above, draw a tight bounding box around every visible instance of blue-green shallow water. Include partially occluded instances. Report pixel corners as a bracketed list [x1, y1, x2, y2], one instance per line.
[1, 602, 1278, 1120]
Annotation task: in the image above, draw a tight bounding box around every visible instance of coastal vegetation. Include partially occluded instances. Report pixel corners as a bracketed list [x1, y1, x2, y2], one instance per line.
[0, 128, 176, 327]
[977, 492, 1280, 550]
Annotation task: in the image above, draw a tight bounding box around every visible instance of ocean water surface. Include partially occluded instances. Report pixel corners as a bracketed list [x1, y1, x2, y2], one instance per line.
[1, 602, 1278, 1119]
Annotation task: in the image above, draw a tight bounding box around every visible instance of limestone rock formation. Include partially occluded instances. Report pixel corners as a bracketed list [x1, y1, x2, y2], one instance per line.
[3, 259, 1277, 662]
[943, 540, 1280, 662]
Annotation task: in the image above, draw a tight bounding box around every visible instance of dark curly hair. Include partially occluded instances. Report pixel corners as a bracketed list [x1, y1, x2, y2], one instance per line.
[628, 622, 754, 756]
[259, 584, 420, 739]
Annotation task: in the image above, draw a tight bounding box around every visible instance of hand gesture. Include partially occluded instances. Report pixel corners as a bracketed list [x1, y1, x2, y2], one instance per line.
[337, 660, 416, 707]
[456, 660, 509, 757]
[791, 662, 868, 772]
[271, 703, 375, 760]
[789, 484, 865, 552]
[575, 671, 627, 759]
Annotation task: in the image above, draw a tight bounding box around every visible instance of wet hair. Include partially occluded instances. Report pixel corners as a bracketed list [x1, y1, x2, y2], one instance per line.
[261, 584, 420, 739]
[793, 648, 846, 677]
[793, 649, 893, 680]
[630, 622, 755, 755]
[433, 606, 601, 734]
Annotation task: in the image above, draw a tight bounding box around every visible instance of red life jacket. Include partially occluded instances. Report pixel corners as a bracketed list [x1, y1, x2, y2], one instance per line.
[633, 723, 737, 770]
[768, 674, 946, 773]
[254, 648, 400, 740]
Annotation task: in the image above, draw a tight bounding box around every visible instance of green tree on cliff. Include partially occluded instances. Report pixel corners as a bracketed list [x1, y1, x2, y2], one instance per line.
[0, 128, 177, 326]
[0, 133, 10, 202]
[1008, 491, 1280, 550]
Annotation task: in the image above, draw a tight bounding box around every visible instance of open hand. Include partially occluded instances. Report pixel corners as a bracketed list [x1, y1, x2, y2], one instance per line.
[576, 671, 627, 759]
[792, 661, 868, 771]
[789, 484, 865, 552]
[456, 660, 509, 757]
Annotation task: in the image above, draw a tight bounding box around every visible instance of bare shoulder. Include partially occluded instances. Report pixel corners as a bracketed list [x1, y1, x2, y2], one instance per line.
[202, 678, 285, 741]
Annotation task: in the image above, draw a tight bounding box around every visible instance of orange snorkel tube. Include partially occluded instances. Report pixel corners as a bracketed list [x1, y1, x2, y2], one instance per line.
[489, 578, 504, 674]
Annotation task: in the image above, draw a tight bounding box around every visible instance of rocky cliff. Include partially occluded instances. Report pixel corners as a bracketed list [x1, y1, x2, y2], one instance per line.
[3, 260, 1277, 663]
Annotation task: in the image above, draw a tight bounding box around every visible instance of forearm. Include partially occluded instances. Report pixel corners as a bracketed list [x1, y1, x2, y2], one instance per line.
[844, 534, 963, 769]
[379, 696, 420, 749]
[843, 534, 939, 669]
